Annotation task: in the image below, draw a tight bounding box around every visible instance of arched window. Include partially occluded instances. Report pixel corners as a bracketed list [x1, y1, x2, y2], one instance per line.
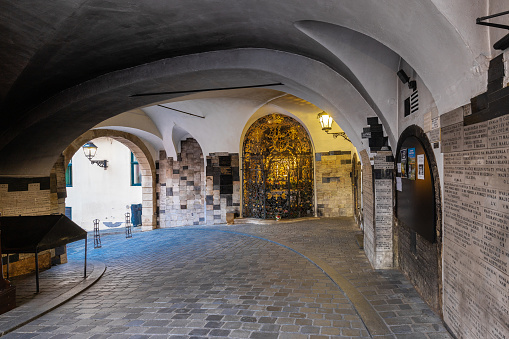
[65, 159, 73, 187]
[131, 152, 141, 186]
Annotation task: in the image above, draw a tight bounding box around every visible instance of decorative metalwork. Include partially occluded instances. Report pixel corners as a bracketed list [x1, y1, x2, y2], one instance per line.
[243, 114, 314, 219]
[93, 219, 101, 248]
[125, 212, 132, 238]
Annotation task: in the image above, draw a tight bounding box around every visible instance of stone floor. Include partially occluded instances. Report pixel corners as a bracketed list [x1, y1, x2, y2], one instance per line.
[8, 262, 91, 308]
[3, 217, 452, 338]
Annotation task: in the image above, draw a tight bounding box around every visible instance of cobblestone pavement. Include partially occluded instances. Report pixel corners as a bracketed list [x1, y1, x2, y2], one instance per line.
[0, 262, 93, 331]
[204, 218, 451, 339]
[5, 218, 451, 339]
[8, 262, 92, 308]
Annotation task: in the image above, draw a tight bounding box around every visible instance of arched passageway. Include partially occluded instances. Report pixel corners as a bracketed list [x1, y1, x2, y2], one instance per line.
[63, 129, 157, 230]
[1, 3, 508, 337]
[395, 125, 443, 314]
[242, 114, 314, 219]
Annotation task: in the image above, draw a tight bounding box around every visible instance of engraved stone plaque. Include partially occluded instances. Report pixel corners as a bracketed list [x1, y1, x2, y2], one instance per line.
[441, 122, 464, 153]
[443, 116, 509, 338]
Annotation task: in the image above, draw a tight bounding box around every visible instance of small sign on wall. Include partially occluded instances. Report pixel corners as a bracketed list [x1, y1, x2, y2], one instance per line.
[417, 154, 425, 180]
[400, 149, 407, 178]
[361, 132, 371, 139]
[431, 116, 440, 130]
[408, 148, 416, 180]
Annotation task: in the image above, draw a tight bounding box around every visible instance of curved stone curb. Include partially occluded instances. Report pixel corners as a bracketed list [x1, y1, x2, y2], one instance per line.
[0, 260, 106, 337]
[194, 228, 391, 337]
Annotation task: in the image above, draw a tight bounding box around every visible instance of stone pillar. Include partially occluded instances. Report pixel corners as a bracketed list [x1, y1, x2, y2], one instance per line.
[50, 154, 67, 215]
[372, 149, 394, 269]
[360, 148, 395, 270]
[141, 169, 154, 231]
[157, 139, 205, 227]
[205, 153, 240, 224]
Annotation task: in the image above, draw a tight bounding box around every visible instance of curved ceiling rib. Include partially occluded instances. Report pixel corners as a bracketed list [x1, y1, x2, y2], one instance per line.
[171, 124, 193, 158]
[0, 49, 378, 175]
[1, 0, 484, 127]
[295, 20, 399, 145]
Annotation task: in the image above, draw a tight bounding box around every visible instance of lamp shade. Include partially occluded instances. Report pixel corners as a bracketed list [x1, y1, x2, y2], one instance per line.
[317, 112, 334, 131]
[82, 142, 98, 160]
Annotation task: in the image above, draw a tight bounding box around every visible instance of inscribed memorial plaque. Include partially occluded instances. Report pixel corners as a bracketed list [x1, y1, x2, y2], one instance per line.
[442, 111, 509, 339]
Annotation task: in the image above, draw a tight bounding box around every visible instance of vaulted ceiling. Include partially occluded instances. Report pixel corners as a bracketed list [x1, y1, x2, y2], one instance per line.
[0, 0, 500, 175]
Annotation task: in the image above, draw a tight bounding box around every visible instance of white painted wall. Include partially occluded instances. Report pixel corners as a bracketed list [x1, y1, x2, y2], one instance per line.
[66, 137, 142, 231]
[397, 61, 444, 195]
[110, 92, 358, 161]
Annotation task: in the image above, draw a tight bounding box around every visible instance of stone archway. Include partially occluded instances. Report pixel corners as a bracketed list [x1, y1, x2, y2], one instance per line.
[63, 129, 157, 230]
[394, 125, 443, 315]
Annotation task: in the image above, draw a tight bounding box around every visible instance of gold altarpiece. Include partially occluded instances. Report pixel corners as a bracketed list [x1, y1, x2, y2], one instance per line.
[242, 114, 314, 219]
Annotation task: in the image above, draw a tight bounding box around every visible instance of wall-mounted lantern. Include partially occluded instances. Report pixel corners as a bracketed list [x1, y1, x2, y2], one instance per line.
[82, 142, 108, 169]
[317, 111, 351, 143]
[318, 111, 334, 132]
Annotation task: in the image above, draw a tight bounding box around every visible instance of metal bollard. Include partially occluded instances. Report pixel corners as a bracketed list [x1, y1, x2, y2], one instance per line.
[125, 213, 132, 238]
[93, 219, 101, 248]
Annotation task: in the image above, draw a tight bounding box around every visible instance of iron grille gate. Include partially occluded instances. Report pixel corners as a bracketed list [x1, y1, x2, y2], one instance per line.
[242, 114, 314, 219]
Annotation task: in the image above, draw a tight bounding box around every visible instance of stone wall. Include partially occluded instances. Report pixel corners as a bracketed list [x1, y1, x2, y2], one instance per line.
[397, 218, 441, 313]
[440, 55, 508, 338]
[157, 139, 205, 227]
[441, 112, 509, 338]
[0, 155, 67, 277]
[206, 153, 241, 224]
[315, 150, 353, 217]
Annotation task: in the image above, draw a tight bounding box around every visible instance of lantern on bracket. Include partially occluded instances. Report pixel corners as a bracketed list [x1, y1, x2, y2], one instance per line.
[317, 111, 334, 132]
[316, 111, 351, 143]
[82, 142, 108, 169]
